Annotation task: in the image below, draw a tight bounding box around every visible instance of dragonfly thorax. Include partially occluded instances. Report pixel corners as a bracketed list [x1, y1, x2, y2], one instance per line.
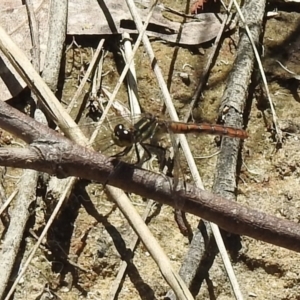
[112, 124, 135, 147]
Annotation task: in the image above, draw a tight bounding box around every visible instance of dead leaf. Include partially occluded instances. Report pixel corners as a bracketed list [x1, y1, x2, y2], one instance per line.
[0, 0, 232, 99]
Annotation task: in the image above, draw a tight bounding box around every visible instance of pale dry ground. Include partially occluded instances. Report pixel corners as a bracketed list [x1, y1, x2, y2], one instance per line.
[2, 3, 300, 300]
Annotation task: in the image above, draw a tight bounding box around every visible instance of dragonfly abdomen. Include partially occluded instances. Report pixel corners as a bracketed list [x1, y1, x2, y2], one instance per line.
[168, 122, 248, 139]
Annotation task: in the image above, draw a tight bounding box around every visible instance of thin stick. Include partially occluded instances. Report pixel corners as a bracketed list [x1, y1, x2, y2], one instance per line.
[0, 1, 43, 298]
[184, 0, 235, 122]
[8, 39, 105, 299]
[233, 0, 282, 142]
[125, 0, 243, 298]
[0, 170, 39, 299]
[25, 0, 40, 72]
[4, 177, 77, 300]
[107, 185, 193, 300]
[108, 32, 160, 300]
[0, 25, 87, 144]
[177, 0, 244, 298]
[276, 60, 300, 80]
[67, 39, 105, 113]
[107, 200, 155, 299]
[87, 2, 157, 147]
[5, 36, 122, 298]
[121, 32, 141, 117]
[0, 189, 18, 216]
[8, 0, 45, 36]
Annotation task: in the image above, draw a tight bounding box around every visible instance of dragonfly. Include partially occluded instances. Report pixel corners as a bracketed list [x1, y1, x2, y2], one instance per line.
[82, 112, 248, 235]
[110, 112, 248, 163]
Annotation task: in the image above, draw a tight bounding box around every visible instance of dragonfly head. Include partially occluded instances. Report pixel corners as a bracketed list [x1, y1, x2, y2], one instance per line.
[112, 124, 134, 147]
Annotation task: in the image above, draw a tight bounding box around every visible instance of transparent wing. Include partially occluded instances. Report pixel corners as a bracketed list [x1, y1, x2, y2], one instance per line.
[66, 113, 222, 179]
[67, 113, 157, 164]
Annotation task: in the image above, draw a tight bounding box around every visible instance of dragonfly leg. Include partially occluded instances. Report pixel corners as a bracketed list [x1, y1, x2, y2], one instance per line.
[134, 143, 141, 164]
[113, 144, 143, 165]
[133, 142, 156, 165]
[112, 143, 149, 165]
[139, 143, 179, 177]
[113, 146, 133, 159]
[139, 143, 152, 163]
[104, 146, 133, 186]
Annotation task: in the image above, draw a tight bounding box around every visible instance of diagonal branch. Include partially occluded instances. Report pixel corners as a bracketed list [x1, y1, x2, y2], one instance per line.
[0, 100, 300, 253]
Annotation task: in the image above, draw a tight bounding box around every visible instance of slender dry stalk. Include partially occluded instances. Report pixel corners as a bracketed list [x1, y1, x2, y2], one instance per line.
[0, 0, 42, 297]
[108, 32, 172, 300]
[67, 39, 105, 113]
[171, 1, 267, 299]
[0, 170, 38, 298]
[107, 200, 155, 299]
[185, 0, 235, 121]
[4, 38, 105, 300]
[0, 190, 18, 216]
[73, 10, 194, 298]
[125, 0, 244, 298]
[25, 0, 40, 72]
[1, 2, 194, 299]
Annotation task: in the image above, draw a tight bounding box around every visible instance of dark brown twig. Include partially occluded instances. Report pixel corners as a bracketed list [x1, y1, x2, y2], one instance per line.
[0, 100, 299, 253]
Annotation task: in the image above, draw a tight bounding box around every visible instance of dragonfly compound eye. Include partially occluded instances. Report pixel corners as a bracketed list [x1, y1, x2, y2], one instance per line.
[112, 124, 134, 147]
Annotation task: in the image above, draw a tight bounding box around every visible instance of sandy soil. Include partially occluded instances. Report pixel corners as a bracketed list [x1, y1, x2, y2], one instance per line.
[2, 1, 300, 300]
